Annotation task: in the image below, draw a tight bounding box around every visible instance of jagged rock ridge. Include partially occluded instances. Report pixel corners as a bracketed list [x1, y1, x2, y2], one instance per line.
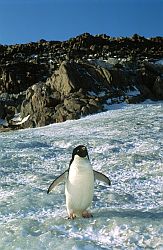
[0, 33, 163, 131]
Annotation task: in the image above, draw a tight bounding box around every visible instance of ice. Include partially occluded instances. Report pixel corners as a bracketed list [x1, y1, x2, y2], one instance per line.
[0, 102, 162, 249]
[0, 118, 8, 126]
[87, 91, 106, 97]
[126, 86, 140, 96]
[155, 58, 163, 65]
[14, 115, 30, 125]
[11, 113, 22, 122]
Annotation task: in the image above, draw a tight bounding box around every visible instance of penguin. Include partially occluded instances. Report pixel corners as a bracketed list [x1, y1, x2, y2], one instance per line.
[47, 145, 111, 219]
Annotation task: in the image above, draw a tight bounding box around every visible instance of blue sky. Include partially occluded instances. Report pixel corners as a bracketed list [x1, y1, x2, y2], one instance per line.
[0, 0, 162, 45]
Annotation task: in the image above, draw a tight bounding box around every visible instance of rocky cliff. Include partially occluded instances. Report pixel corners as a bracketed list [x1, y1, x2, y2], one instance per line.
[0, 33, 163, 131]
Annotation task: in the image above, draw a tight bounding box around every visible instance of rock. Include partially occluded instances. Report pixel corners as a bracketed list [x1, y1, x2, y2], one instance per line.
[46, 61, 77, 95]
[46, 61, 107, 96]
[86, 104, 100, 114]
[88, 98, 102, 111]
[0, 33, 162, 131]
[136, 62, 162, 99]
[20, 82, 59, 128]
[153, 76, 163, 99]
[0, 102, 5, 118]
[125, 95, 145, 104]
[81, 106, 90, 116]
[0, 62, 49, 94]
[54, 104, 81, 123]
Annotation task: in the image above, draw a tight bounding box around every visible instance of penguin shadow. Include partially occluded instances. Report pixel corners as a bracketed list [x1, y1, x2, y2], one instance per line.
[94, 209, 163, 220]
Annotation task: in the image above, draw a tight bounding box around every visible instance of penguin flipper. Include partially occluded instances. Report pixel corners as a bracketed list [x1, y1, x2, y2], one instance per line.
[47, 170, 68, 194]
[93, 170, 111, 186]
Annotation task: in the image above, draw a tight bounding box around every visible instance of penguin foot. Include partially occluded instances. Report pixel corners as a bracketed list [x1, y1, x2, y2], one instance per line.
[68, 213, 76, 219]
[82, 211, 93, 218]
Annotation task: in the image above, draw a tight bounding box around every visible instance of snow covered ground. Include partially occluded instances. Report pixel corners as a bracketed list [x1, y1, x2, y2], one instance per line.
[0, 101, 162, 249]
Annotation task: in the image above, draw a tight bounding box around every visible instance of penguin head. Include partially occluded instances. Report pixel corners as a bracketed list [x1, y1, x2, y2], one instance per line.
[73, 145, 88, 158]
[69, 145, 89, 166]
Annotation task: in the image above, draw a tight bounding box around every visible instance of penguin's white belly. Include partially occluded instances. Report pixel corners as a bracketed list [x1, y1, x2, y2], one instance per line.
[65, 169, 94, 212]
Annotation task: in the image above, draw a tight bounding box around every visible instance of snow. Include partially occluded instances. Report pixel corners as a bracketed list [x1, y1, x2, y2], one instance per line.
[11, 113, 22, 122]
[155, 59, 163, 65]
[13, 114, 30, 125]
[88, 57, 132, 70]
[0, 118, 8, 126]
[87, 91, 106, 97]
[0, 118, 5, 125]
[0, 102, 162, 250]
[126, 86, 140, 96]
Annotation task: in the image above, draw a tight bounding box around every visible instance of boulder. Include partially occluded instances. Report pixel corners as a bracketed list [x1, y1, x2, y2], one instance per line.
[54, 104, 81, 123]
[64, 97, 85, 112]
[153, 76, 163, 99]
[46, 61, 109, 96]
[20, 82, 59, 128]
[0, 102, 4, 118]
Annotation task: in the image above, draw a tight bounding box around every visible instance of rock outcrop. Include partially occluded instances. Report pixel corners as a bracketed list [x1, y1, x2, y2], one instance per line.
[0, 33, 163, 131]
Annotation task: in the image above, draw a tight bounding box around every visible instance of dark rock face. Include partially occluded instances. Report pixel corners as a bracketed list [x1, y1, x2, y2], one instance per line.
[0, 33, 163, 131]
[0, 62, 49, 94]
[153, 76, 163, 99]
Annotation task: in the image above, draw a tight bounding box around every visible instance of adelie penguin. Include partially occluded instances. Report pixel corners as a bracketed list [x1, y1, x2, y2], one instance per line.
[47, 145, 111, 219]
